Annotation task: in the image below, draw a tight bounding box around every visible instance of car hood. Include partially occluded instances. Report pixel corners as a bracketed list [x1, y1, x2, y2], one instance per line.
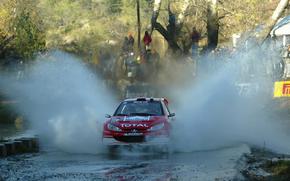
[108, 116, 166, 130]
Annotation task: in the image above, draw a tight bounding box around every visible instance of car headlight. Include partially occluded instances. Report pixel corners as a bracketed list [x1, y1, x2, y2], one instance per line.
[107, 123, 122, 132]
[149, 123, 164, 131]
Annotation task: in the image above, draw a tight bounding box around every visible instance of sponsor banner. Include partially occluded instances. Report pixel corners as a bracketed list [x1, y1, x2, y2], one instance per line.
[273, 81, 290, 97]
[121, 123, 149, 128]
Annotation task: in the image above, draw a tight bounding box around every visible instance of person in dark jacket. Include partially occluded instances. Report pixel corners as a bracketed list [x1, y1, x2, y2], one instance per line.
[122, 36, 129, 54]
[191, 27, 200, 57]
[128, 34, 134, 52]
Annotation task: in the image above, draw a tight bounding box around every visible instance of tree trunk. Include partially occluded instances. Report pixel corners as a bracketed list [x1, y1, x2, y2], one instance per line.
[151, 0, 161, 33]
[151, 0, 190, 54]
[206, 0, 219, 51]
[136, 0, 141, 53]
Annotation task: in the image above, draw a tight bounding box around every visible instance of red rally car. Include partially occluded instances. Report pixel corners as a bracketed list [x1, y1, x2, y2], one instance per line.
[102, 97, 175, 147]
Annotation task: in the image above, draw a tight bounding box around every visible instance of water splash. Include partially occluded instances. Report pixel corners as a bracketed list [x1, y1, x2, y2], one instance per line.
[0, 51, 117, 153]
[170, 47, 290, 154]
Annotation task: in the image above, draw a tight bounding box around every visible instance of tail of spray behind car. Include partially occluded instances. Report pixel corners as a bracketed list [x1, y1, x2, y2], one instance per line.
[170, 45, 290, 154]
[0, 51, 117, 154]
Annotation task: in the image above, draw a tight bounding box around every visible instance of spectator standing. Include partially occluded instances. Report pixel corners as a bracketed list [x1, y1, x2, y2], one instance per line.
[122, 36, 129, 54]
[191, 27, 201, 57]
[128, 33, 135, 52]
[143, 31, 152, 51]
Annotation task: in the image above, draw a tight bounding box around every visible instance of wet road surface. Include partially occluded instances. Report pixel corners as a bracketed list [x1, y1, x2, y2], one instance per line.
[0, 144, 250, 181]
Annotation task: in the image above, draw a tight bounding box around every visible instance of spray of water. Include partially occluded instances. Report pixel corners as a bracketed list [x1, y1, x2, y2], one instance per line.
[0, 51, 117, 154]
[169, 46, 290, 154]
[1, 45, 289, 155]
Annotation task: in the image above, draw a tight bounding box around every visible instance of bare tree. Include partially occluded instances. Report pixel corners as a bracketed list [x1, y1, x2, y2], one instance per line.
[151, 0, 190, 54]
[151, 0, 221, 54]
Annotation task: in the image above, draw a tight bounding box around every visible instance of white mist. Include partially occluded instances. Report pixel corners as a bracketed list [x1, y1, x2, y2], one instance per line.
[171, 48, 290, 154]
[0, 51, 117, 154]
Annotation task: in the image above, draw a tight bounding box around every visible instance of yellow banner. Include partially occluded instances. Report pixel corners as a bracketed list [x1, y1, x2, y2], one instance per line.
[273, 81, 290, 98]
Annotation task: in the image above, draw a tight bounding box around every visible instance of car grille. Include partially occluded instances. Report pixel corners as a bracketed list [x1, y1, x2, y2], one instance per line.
[114, 136, 145, 143]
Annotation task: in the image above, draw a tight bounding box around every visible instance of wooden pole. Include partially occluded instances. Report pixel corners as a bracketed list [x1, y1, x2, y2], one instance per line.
[137, 0, 141, 53]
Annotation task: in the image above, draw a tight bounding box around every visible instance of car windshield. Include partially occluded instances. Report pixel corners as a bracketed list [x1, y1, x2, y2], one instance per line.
[114, 100, 164, 116]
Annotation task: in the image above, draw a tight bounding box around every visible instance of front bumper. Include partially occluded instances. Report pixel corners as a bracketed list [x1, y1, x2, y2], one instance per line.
[102, 136, 170, 146]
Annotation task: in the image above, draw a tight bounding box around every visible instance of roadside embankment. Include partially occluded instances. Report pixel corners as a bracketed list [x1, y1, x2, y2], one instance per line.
[0, 137, 39, 157]
[242, 147, 290, 180]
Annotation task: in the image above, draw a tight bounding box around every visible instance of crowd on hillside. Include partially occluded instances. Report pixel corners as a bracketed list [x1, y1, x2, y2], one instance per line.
[56, 26, 288, 87]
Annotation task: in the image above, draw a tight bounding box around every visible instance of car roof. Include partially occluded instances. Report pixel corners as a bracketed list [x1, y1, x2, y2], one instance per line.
[123, 97, 165, 102]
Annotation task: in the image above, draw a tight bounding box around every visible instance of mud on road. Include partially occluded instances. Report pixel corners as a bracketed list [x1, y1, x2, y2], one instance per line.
[0, 144, 250, 181]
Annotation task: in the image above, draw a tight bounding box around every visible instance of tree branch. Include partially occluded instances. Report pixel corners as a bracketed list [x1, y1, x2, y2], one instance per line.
[0, 35, 15, 55]
[258, 0, 289, 44]
[154, 22, 170, 41]
[154, 21, 182, 52]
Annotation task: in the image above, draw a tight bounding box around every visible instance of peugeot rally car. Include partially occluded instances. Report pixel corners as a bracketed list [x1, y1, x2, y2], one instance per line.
[102, 97, 175, 147]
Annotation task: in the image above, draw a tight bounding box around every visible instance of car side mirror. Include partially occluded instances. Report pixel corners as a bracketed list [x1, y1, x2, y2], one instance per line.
[105, 114, 111, 118]
[169, 113, 175, 117]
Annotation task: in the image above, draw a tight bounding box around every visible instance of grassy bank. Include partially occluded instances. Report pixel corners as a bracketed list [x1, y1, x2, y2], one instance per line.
[243, 147, 290, 181]
[263, 160, 290, 181]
